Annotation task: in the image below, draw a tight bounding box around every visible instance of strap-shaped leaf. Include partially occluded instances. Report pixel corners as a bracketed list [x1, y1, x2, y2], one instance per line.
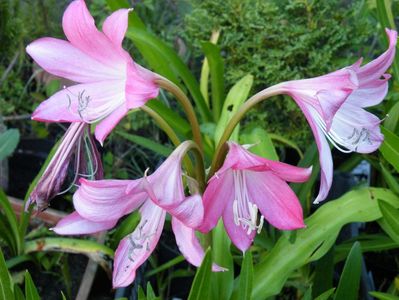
[380, 126, 399, 173]
[0, 129, 20, 161]
[24, 271, 41, 300]
[188, 248, 212, 300]
[202, 42, 225, 121]
[250, 188, 399, 299]
[378, 200, 399, 244]
[333, 242, 362, 300]
[117, 131, 172, 157]
[0, 249, 13, 300]
[236, 251, 253, 300]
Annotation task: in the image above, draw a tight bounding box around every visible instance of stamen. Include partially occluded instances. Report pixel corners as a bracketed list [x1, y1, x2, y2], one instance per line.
[232, 171, 265, 235]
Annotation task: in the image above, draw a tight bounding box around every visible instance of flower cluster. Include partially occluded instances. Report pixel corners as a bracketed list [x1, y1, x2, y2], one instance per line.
[26, 0, 397, 288]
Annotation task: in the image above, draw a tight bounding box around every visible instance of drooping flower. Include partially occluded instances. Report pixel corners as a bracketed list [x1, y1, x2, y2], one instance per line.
[198, 142, 311, 252]
[26, 0, 159, 144]
[271, 28, 397, 203]
[27, 123, 103, 211]
[53, 141, 223, 287]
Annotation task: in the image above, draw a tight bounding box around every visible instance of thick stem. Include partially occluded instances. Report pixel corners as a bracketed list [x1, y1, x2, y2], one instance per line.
[154, 77, 204, 153]
[141, 105, 194, 175]
[208, 85, 282, 179]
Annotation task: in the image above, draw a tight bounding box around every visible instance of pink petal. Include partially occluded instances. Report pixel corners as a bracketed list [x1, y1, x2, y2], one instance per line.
[245, 171, 305, 230]
[222, 199, 256, 252]
[357, 29, 397, 85]
[53, 211, 117, 235]
[164, 195, 204, 228]
[172, 218, 225, 272]
[26, 38, 123, 83]
[32, 81, 125, 123]
[225, 142, 312, 182]
[300, 104, 333, 204]
[113, 201, 165, 288]
[331, 103, 383, 153]
[199, 171, 235, 233]
[62, 0, 126, 67]
[346, 75, 389, 108]
[102, 8, 131, 47]
[125, 62, 159, 109]
[95, 105, 128, 145]
[73, 178, 146, 222]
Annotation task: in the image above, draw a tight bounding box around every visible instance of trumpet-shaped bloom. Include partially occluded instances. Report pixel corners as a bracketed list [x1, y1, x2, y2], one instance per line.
[53, 142, 222, 287]
[26, 0, 159, 144]
[27, 123, 103, 211]
[274, 29, 397, 203]
[199, 142, 311, 252]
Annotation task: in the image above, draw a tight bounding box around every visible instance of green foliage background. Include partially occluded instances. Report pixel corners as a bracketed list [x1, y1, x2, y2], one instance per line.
[181, 0, 375, 147]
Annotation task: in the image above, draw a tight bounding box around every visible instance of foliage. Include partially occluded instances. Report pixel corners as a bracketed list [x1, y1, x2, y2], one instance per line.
[182, 0, 376, 147]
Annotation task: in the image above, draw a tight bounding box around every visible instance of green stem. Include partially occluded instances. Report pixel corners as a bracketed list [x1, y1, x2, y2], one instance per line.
[141, 105, 195, 176]
[208, 85, 281, 179]
[178, 140, 206, 192]
[141, 105, 181, 148]
[155, 76, 204, 153]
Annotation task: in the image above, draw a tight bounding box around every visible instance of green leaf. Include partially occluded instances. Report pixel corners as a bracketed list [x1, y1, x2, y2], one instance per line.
[380, 127, 399, 172]
[146, 100, 191, 136]
[146, 255, 185, 277]
[126, 16, 212, 122]
[24, 271, 40, 300]
[146, 283, 159, 300]
[0, 190, 22, 255]
[0, 249, 13, 300]
[14, 284, 25, 300]
[0, 129, 20, 161]
[236, 251, 253, 300]
[116, 131, 172, 157]
[240, 126, 278, 160]
[24, 238, 113, 272]
[211, 221, 233, 300]
[385, 101, 399, 132]
[335, 234, 398, 263]
[188, 248, 212, 300]
[138, 286, 146, 300]
[314, 288, 336, 300]
[106, 0, 130, 10]
[291, 142, 320, 212]
[378, 200, 399, 244]
[380, 163, 399, 195]
[111, 211, 140, 249]
[369, 291, 399, 300]
[313, 248, 334, 298]
[268, 133, 304, 160]
[250, 188, 399, 299]
[202, 42, 225, 121]
[45, 79, 60, 97]
[215, 74, 253, 143]
[333, 242, 362, 300]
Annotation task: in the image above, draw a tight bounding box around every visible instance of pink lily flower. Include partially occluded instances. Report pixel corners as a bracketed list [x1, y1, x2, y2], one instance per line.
[27, 122, 103, 211]
[53, 142, 223, 287]
[26, 0, 159, 144]
[198, 142, 312, 252]
[272, 29, 397, 203]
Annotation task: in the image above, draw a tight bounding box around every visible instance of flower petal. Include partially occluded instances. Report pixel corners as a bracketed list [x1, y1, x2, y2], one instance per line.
[113, 201, 165, 288]
[32, 81, 125, 123]
[172, 218, 225, 272]
[62, 0, 125, 66]
[102, 8, 131, 48]
[26, 38, 123, 83]
[225, 142, 312, 182]
[331, 103, 383, 153]
[199, 171, 235, 233]
[245, 171, 305, 230]
[357, 29, 397, 85]
[300, 104, 333, 203]
[53, 211, 117, 235]
[346, 75, 389, 108]
[222, 200, 256, 252]
[73, 178, 146, 222]
[95, 105, 128, 145]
